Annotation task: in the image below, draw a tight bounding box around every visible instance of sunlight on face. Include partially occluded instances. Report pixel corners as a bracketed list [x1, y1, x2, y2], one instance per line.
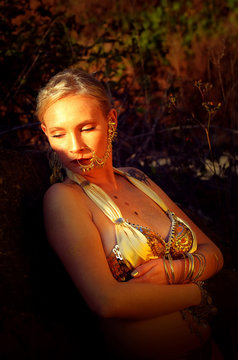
[41, 94, 110, 174]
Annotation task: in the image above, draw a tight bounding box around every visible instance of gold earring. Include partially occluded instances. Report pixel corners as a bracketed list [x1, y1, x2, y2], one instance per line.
[108, 118, 117, 142]
[48, 148, 65, 184]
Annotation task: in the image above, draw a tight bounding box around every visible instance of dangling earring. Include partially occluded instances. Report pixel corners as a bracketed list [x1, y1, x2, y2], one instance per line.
[47, 148, 65, 184]
[108, 118, 117, 143]
[91, 117, 117, 168]
[78, 117, 117, 172]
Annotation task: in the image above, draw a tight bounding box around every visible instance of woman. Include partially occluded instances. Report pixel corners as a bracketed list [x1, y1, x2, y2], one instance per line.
[37, 68, 223, 359]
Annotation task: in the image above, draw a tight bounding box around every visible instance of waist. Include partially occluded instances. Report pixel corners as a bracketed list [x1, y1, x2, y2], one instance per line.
[100, 311, 211, 360]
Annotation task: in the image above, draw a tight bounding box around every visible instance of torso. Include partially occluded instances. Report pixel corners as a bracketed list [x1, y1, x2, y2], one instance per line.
[64, 168, 211, 359]
[101, 312, 211, 360]
[66, 169, 172, 257]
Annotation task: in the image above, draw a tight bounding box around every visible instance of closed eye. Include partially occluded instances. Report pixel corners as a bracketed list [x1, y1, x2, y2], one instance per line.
[51, 134, 65, 138]
[81, 126, 95, 132]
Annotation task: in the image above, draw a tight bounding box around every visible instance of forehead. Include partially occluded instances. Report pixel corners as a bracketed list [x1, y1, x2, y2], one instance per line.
[43, 94, 103, 125]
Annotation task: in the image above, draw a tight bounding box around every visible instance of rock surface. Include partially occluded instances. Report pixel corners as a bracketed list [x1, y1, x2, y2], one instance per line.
[0, 149, 102, 359]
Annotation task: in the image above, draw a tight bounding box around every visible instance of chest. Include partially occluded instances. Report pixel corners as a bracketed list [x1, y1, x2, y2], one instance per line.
[114, 189, 170, 232]
[89, 183, 171, 256]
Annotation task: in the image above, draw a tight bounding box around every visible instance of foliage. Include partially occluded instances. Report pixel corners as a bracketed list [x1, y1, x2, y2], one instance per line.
[0, 0, 238, 259]
[1, 0, 238, 130]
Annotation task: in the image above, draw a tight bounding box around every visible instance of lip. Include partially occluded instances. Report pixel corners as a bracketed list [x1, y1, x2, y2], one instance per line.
[70, 158, 92, 165]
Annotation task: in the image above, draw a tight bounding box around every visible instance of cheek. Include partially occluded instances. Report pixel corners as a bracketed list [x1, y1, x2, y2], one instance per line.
[94, 132, 106, 146]
[48, 140, 69, 162]
[48, 136, 68, 151]
[54, 150, 69, 167]
[95, 133, 108, 154]
[82, 131, 107, 151]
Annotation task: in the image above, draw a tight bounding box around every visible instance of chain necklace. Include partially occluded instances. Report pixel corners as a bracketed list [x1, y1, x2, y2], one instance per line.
[76, 118, 117, 172]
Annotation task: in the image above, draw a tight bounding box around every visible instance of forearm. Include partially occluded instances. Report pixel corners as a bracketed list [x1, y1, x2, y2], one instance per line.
[103, 281, 201, 320]
[172, 243, 224, 284]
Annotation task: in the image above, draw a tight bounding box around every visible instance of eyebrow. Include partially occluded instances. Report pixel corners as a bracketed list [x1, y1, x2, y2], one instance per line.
[48, 120, 97, 133]
[48, 127, 65, 132]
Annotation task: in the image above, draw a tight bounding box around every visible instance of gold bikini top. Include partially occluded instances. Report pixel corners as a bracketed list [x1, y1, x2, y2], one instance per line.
[66, 168, 197, 280]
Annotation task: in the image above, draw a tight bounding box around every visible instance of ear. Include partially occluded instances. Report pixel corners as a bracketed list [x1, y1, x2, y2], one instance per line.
[41, 123, 48, 136]
[109, 108, 118, 128]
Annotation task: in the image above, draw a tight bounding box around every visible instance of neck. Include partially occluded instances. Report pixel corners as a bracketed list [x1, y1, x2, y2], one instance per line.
[71, 157, 119, 192]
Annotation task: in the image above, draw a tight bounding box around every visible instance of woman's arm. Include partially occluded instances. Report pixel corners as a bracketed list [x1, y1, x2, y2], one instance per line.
[125, 168, 224, 284]
[151, 179, 223, 279]
[43, 183, 201, 320]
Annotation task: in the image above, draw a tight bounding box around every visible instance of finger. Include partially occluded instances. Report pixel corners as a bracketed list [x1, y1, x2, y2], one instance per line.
[130, 273, 151, 283]
[130, 268, 157, 283]
[131, 261, 155, 278]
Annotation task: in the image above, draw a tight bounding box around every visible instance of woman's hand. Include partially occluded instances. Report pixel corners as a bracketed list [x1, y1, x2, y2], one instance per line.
[130, 258, 169, 284]
[130, 257, 189, 285]
[130, 247, 223, 285]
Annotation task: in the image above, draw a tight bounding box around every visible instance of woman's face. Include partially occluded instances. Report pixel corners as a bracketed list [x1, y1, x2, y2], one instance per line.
[41, 94, 116, 175]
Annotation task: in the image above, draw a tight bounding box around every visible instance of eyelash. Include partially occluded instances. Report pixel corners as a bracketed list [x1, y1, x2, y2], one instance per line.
[82, 126, 95, 132]
[51, 127, 95, 138]
[52, 135, 63, 138]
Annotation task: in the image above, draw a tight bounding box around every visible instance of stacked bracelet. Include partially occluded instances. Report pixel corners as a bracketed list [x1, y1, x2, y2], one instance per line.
[184, 252, 206, 283]
[163, 256, 172, 284]
[192, 253, 206, 281]
[167, 254, 175, 283]
[185, 253, 195, 282]
[162, 254, 178, 284]
[163, 252, 207, 284]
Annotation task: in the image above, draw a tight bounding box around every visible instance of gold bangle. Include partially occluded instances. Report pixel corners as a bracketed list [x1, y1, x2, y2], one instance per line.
[193, 253, 206, 281]
[163, 256, 172, 284]
[192, 254, 202, 281]
[185, 253, 195, 281]
[168, 254, 175, 284]
[182, 253, 187, 283]
[200, 252, 206, 276]
[184, 253, 191, 281]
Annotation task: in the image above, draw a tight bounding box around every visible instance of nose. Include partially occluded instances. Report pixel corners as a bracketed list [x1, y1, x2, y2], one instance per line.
[69, 133, 85, 153]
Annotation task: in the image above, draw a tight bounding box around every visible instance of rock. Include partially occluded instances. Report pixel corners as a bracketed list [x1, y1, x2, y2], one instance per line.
[0, 149, 103, 359]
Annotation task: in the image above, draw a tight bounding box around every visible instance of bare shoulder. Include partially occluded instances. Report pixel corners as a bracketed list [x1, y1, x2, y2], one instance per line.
[119, 166, 173, 204]
[118, 166, 150, 185]
[44, 181, 86, 205]
[42, 181, 96, 258]
[44, 182, 70, 200]
[43, 181, 91, 221]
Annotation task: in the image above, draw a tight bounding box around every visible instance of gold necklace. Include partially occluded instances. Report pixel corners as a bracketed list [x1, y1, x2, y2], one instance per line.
[77, 118, 117, 172]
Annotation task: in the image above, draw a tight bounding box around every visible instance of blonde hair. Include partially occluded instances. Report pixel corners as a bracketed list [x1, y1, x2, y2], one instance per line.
[36, 68, 111, 123]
